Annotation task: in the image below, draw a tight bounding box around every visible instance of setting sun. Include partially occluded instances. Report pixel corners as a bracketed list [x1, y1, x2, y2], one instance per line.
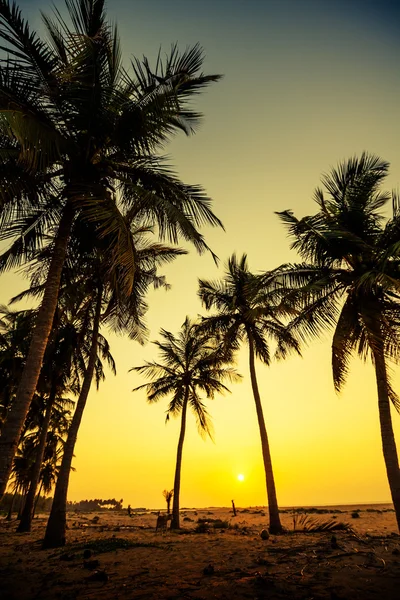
[237, 474, 245, 482]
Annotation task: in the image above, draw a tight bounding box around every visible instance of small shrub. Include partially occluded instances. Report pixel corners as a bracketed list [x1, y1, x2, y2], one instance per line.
[194, 522, 210, 534]
[212, 519, 229, 529]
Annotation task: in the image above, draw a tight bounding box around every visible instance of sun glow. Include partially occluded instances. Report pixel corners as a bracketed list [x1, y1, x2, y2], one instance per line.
[237, 474, 245, 482]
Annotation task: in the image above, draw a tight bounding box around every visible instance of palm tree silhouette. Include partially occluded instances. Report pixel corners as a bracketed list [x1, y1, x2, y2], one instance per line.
[0, 307, 34, 430]
[132, 317, 240, 529]
[43, 222, 183, 548]
[0, 304, 74, 529]
[198, 254, 301, 534]
[17, 305, 80, 533]
[0, 0, 222, 498]
[275, 153, 400, 531]
[162, 489, 174, 515]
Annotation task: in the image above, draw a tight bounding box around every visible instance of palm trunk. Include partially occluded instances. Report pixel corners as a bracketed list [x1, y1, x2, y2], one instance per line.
[0, 204, 74, 499]
[248, 332, 283, 534]
[372, 346, 400, 531]
[6, 488, 17, 521]
[170, 388, 189, 530]
[43, 288, 102, 548]
[33, 480, 44, 518]
[18, 387, 57, 532]
[17, 486, 28, 520]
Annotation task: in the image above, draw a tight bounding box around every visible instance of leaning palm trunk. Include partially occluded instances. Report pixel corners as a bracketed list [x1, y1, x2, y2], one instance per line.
[33, 480, 44, 518]
[372, 345, 400, 531]
[43, 288, 102, 548]
[6, 488, 18, 521]
[248, 333, 283, 534]
[18, 388, 57, 532]
[0, 205, 74, 499]
[170, 390, 189, 530]
[17, 485, 28, 519]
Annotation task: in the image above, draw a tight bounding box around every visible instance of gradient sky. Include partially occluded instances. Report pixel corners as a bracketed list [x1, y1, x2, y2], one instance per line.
[2, 0, 400, 508]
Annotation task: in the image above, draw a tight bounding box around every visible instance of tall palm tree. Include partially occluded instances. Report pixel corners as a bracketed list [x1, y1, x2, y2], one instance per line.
[43, 225, 183, 548]
[132, 318, 240, 530]
[274, 153, 400, 531]
[0, 0, 222, 498]
[198, 254, 301, 534]
[17, 309, 79, 532]
[33, 401, 73, 517]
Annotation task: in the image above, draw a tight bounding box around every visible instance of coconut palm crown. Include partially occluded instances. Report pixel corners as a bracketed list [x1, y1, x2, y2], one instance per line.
[274, 152, 400, 530]
[198, 254, 301, 534]
[0, 0, 222, 498]
[131, 317, 240, 529]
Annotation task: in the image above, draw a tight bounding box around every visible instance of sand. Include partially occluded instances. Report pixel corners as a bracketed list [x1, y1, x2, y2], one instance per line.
[1, 504, 400, 599]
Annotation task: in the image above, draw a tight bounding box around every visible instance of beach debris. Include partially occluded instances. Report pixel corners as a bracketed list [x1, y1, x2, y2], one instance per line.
[294, 514, 353, 533]
[203, 564, 215, 575]
[194, 517, 229, 533]
[84, 559, 100, 570]
[87, 569, 109, 583]
[260, 529, 270, 540]
[194, 521, 210, 533]
[92, 516, 100, 524]
[83, 549, 92, 559]
[59, 553, 74, 561]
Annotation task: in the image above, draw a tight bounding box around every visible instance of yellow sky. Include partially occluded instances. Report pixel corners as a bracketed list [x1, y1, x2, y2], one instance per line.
[2, 0, 400, 508]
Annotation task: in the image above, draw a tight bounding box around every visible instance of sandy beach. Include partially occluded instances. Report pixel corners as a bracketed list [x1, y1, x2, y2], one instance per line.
[1, 504, 399, 599]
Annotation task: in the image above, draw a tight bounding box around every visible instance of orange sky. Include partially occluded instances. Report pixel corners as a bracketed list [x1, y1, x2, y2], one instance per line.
[2, 0, 400, 509]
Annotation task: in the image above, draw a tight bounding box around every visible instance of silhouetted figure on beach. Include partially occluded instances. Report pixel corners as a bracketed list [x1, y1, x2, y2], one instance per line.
[127, 505, 132, 517]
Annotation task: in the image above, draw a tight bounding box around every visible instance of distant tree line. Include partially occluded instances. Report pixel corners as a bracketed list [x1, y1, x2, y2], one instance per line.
[67, 498, 124, 512]
[0, 495, 125, 515]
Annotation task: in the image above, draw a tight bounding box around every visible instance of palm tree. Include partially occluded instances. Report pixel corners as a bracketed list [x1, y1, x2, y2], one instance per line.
[17, 309, 78, 532]
[162, 489, 174, 515]
[8, 434, 38, 519]
[34, 404, 73, 517]
[274, 153, 400, 531]
[0, 307, 34, 429]
[42, 284, 113, 548]
[0, 0, 222, 498]
[43, 224, 182, 548]
[198, 254, 301, 534]
[131, 317, 240, 530]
